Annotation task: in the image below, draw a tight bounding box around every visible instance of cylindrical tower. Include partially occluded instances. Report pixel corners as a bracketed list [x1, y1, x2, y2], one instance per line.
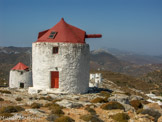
[29, 18, 102, 94]
[9, 62, 32, 88]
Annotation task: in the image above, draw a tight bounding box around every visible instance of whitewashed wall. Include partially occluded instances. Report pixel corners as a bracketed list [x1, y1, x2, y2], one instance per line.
[9, 70, 32, 88]
[32, 42, 89, 94]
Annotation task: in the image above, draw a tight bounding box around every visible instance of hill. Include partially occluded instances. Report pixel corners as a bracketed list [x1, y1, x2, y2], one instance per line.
[0, 46, 162, 84]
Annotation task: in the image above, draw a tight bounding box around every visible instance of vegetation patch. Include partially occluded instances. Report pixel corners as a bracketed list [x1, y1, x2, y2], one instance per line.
[0, 90, 11, 94]
[51, 107, 64, 116]
[130, 100, 143, 110]
[99, 91, 111, 98]
[141, 109, 161, 122]
[55, 116, 74, 122]
[0, 113, 13, 119]
[31, 103, 42, 109]
[15, 97, 22, 101]
[80, 114, 103, 122]
[0, 97, 4, 101]
[0, 106, 25, 113]
[90, 97, 106, 103]
[39, 96, 53, 101]
[100, 101, 125, 110]
[111, 113, 130, 122]
[46, 114, 59, 122]
[85, 106, 96, 115]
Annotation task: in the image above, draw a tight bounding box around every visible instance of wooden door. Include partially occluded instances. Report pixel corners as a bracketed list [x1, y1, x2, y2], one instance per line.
[51, 71, 59, 88]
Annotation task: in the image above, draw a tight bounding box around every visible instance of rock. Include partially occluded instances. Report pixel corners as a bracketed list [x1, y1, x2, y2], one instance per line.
[48, 94, 58, 99]
[130, 95, 144, 101]
[56, 99, 83, 108]
[122, 103, 135, 112]
[158, 116, 162, 122]
[108, 94, 130, 104]
[25, 109, 45, 115]
[6, 113, 24, 120]
[144, 103, 162, 114]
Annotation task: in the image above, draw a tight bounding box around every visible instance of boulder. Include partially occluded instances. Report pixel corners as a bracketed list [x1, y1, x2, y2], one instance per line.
[56, 99, 83, 108]
[130, 95, 144, 101]
[144, 103, 162, 114]
[108, 94, 130, 104]
[122, 103, 135, 112]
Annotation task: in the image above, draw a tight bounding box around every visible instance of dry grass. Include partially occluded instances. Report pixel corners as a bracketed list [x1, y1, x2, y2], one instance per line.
[0, 106, 24, 113]
[0, 90, 11, 94]
[100, 101, 125, 110]
[111, 113, 130, 122]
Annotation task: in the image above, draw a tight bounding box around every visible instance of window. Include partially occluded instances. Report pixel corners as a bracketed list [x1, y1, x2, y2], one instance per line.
[48, 31, 57, 39]
[20, 83, 24, 88]
[53, 47, 58, 54]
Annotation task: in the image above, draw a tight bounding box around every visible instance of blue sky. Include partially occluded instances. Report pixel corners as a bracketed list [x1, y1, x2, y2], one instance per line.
[0, 0, 162, 55]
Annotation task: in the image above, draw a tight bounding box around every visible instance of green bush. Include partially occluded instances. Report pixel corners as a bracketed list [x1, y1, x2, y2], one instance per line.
[90, 97, 107, 103]
[0, 113, 13, 118]
[111, 113, 130, 122]
[0, 90, 11, 94]
[130, 100, 143, 110]
[85, 106, 96, 115]
[0, 97, 4, 101]
[141, 109, 161, 122]
[100, 101, 125, 110]
[99, 91, 111, 98]
[15, 97, 22, 101]
[31, 103, 42, 109]
[80, 114, 103, 122]
[55, 116, 74, 122]
[0, 106, 24, 113]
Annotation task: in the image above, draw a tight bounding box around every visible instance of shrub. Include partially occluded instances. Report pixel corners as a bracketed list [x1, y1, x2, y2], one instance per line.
[55, 116, 74, 122]
[136, 108, 143, 114]
[0, 113, 13, 118]
[90, 97, 106, 103]
[39, 96, 53, 101]
[15, 97, 22, 101]
[141, 109, 161, 122]
[46, 114, 59, 121]
[80, 114, 103, 122]
[0, 106, 24, 113]
[31, 103, 42, 109]
[100, 101, 125, 110]
[99, 91, 111, 98]
[0, 97, 4, 101]
[85, 106, 96, 115]
[0, 90, 11, 94]
[51, 107, 64, 116]
[111, 113, 130, 122]
[130, 100, 143, 110]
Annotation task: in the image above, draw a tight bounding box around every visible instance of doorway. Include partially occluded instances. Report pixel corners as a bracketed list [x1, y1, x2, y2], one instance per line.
[20, 83, 24, 88]
[51, 71, 59, 88]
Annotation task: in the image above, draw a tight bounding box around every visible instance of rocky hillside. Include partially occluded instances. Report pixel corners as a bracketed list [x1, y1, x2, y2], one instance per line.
[0, 46, 162, 84]
[91, 70, 162, 96]
[90, 50, 162, 76]
[0, 78, 161, 121]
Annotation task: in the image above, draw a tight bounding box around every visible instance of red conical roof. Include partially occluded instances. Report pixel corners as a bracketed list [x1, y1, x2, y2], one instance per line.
[11, 62, 29, 70]
[36, 18, 86, 43]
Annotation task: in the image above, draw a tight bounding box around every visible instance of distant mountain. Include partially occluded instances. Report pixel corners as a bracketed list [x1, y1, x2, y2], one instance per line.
[106, 48, 162, 65]
[0, 46, 31, 83]
[90, 49, 162, 76]
[0, 46, 162, 84]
